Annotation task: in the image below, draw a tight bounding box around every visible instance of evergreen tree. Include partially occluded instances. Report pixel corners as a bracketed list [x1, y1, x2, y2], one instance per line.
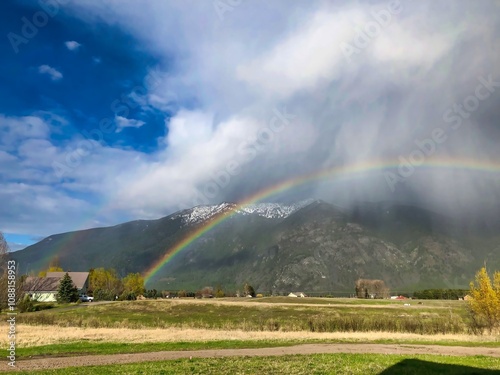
[56, 273, 79, 303]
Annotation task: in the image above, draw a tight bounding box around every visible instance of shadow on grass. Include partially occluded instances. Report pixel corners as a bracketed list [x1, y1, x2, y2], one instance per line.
[379, 359, 500, 374]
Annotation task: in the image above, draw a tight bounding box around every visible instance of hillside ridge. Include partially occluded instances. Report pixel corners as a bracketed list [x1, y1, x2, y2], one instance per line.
[11, 201, 500, 292]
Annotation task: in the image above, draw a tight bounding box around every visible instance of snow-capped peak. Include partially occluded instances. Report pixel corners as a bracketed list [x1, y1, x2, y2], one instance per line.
[238, 200, 314, 218]
[173, 199, 314, 225]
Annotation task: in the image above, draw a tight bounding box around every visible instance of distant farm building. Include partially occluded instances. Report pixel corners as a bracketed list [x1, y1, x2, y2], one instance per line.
[24, 272, 89, 302]
[288, 292, 307, 298]
[390, 295, 408, 300]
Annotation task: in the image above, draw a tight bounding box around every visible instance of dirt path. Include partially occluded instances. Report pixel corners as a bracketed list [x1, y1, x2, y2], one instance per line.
[5, 344, 500, 371]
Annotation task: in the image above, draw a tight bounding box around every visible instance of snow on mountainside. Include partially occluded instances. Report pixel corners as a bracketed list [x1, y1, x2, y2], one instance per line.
[239, 200, 315, 218]
[174, 199, 315, 225]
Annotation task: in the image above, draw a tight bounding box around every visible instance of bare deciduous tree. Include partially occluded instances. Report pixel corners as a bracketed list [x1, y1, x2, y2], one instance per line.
[0, 232, 10, 309]
[0, 231, 27, 310]
[0, 231, 8, 263]
[0, 232, 9, 309]
[23, 275, 59, 301]
[355, 279, 389, 299]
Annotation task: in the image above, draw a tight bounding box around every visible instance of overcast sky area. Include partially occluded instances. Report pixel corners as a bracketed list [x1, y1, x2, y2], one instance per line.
[1, 0, 500, 250]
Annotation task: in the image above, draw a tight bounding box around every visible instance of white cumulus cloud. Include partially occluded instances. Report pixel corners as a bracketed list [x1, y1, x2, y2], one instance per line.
[115, 116, 146, 133]
[64, 40, 82, 51]
[38, 65, 63, 81]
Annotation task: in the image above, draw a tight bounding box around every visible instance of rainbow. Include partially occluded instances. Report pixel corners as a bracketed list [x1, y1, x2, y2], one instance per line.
[33, 198, 125, 272]
[31, 220, 108, 273]
[143, 157, 500, 284]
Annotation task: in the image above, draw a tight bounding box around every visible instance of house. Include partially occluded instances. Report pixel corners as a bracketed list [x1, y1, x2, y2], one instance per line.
[46, 272, 89, 294]
[288, 292, 307, 298]
[23, 277, 61, 302]
[24, 272, 89, 302]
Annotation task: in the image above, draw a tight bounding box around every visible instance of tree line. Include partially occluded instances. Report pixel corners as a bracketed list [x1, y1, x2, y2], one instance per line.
[88, 268, 145, 301]
[174, 283, 256, 299]
[412, 289, 469, 300]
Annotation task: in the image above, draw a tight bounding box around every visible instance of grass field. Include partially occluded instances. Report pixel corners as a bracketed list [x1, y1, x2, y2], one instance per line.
[14, 297, 469, 334]
[2, 297, 498, 372]
[244, 297, 453, 306]
[11, 353, 500, 375]
[2, 321, 499, 359]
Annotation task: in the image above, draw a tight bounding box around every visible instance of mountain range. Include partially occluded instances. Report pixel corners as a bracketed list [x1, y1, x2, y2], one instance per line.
[11, 200, 500, 294]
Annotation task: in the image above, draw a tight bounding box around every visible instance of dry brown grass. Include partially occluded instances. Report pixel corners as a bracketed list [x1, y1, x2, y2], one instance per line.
[3, 324, 498, 348]
[163, 298, 454, 309]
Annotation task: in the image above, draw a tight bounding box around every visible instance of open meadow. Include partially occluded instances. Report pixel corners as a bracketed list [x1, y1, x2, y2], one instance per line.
[2, 297, 499, 373]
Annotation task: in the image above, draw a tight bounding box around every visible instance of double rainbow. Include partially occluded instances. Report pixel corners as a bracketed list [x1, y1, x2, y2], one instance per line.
[143, 158, 500, 284]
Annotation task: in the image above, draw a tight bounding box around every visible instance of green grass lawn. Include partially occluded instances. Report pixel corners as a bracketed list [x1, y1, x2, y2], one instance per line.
[16, 338, 500, 359]
[16, 353, 500, 375]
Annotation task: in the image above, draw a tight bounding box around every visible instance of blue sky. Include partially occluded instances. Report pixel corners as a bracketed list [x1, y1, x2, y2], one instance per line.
[1, 1, 500, 251]
[1, 1, 173, 249]
[1, 1, 167, 151]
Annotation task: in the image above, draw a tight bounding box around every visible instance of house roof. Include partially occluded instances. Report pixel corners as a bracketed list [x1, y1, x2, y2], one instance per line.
[24, 277, 61, 293]
[46, 272, 89, 290]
